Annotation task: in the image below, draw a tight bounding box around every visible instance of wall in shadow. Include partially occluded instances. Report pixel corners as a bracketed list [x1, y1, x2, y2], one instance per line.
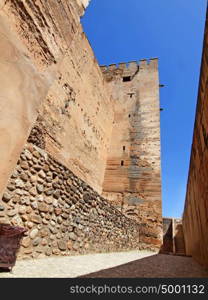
[79, 253, 208, 278]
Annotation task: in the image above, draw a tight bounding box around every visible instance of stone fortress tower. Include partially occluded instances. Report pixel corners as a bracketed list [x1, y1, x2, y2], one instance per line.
[101, 59, 162, 246]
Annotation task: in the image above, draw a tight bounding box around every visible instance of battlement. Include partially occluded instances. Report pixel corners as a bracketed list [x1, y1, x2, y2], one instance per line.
[100, 58, 158, 74]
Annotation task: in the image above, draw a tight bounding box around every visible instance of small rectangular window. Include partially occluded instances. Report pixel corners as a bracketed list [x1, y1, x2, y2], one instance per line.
[123, 76, 131, 82]
[121, 160, 124, 166]
[123, 146, 125, 151]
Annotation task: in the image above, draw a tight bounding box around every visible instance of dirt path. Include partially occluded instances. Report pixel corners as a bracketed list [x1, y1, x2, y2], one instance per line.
[0, 251, 207, 278]
[0, 250, 154, 278]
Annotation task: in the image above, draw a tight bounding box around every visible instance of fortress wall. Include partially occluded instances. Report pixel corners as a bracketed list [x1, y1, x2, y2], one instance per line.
[0, 0, 163, 256]
[0, 0, 91, 199]
[0, 143, 140, 259]
[183, 10, 208, 267]
[28, 31, 114, 194]
[101, 60, 162, 247]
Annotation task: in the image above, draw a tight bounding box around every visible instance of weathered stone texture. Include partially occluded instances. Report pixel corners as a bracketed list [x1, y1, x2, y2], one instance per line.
[28, 30, 113, 194]
[101, 60, 162, 247]
[0, 143, 141, 259]
[0, 0, 90, 200]
[183, 10, 208, 267]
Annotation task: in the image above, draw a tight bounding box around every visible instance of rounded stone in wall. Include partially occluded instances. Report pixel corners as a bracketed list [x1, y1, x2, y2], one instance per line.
[33, 151, 41, 159]
[67, 240, 73, 250]
[11, 170, 19, 178]
[45, 189, 53, 196]
[50, 220, 56, 227]
[31, 202, 38, 210]
[0, 205, 5, 211]
[61, 226, 67, 233]
[57, 216, 62, 224]
[26, 221, 33, 229]
[56, 232, 62, 239]
[20, 161, 29, 170]
[30, 228, 39, 239]
[53, 200, 58, 207]
[20, 173, 28, 182]
[11, 215, 23, 226]
[24, 150, 32, 160]
[2, 192, 12, 202]
[38, 203, 49, 213]
[21, 237, 31, 248]
[41, 238, 48, 246]
[52, 249, 60, 255]
[53, 190, 61, 199]
[43, 219, 49, 225]
[7, 184, 15, 191]
[72, 243, 79, 251]
[21, 215, 28, 222]
[15, 179, 25, 188]
[33, 237, 41, 246]
[36, 184, 44, 193]
[26, 206, 32, 214]
[69, 232, 77, 241]
[19, 206, 26, 214]
[58, 240, 67, 251]
[7, 209, 17, 217]
[30, 187, 37, 196]
[45, 248, 52, 256]
[20, 197, 30, 206]
[38, 170, 46, 179]
[43, 165, 50, 172]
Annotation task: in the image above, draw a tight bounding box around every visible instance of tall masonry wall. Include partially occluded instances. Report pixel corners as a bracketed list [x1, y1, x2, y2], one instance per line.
[101, 60, 163, 247]
[0, 0, 92, 200]
[28, 30, 114, 194]
[183, 9, 208, 267]
[0, 0, 163, 259]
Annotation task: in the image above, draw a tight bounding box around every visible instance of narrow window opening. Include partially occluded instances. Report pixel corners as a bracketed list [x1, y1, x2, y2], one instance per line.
[121, 160, 124, 166]
[123, 146, 125, 151]
[123, 76, 131, 82]
[127, 93, 135, 98]
[129, 114, 131, 118]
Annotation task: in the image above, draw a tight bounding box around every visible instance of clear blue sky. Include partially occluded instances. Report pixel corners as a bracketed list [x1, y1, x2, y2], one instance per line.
[82, 0, 207, 218]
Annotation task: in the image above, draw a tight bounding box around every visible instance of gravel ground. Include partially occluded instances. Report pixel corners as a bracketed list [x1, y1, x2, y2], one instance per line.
[0, 251, 207, 278]
[0, 250, 154, 278]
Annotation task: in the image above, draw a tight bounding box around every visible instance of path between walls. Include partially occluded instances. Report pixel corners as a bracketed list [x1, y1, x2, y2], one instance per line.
[1, 250, 208, 278]
[0, 250, 154, 278]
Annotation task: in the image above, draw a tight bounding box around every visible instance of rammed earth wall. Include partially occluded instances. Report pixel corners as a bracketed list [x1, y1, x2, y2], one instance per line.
[183, 9, 208, 267]
[0, 143, 140, 259]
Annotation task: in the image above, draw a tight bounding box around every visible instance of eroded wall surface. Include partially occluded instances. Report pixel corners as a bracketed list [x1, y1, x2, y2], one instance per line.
[28, 32, 113, 193]
[183, 10, 208, 267]
[101, 60, 162, 247]
[0, 0, 90, 199]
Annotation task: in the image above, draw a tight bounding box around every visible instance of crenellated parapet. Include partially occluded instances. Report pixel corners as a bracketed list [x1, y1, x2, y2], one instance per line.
[100, 58, 158, 81]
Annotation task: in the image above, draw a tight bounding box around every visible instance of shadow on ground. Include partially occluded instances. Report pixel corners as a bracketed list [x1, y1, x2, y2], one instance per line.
[79, 254, 208, 278]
